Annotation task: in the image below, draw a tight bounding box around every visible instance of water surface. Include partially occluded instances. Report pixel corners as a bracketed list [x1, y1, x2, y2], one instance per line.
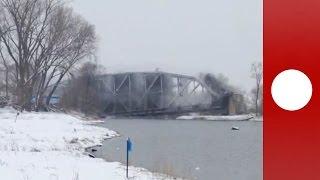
[94, 119, 262, 180]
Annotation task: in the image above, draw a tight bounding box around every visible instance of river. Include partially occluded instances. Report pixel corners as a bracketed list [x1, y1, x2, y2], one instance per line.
[92, 118, 262, 180]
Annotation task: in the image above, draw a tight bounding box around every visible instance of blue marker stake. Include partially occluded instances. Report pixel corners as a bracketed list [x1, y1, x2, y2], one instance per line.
[126, 138, 132, 178]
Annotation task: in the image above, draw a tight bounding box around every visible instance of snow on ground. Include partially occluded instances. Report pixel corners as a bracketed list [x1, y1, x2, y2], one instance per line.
[176, 114, 254, 121]
[0, 107, 174, 180]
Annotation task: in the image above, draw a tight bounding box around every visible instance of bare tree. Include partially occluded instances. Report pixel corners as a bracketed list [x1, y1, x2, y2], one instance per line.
[0, 51, 9, 97]
[60, 62, 106, 115]
[250, 61, 262, 116]
[0, 0, 96, 110]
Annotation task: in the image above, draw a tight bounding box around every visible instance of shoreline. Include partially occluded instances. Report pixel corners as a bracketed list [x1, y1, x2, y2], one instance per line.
[0, 107, 178, 180]
[84, 125, 181, 180]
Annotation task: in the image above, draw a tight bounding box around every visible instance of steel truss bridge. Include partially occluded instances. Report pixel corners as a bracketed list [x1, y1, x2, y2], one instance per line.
[98, 72, 230, 116]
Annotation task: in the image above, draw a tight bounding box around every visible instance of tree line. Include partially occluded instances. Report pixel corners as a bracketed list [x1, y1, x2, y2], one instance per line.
[0, 0, 96, 110]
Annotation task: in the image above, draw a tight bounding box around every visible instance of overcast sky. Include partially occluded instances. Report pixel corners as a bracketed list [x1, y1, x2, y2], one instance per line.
[71, 0, 262, 92]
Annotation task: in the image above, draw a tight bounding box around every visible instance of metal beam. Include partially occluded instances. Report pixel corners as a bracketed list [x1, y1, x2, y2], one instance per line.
[140, 74, 161, 105]
[116, 74, 129, 92]
[166, 79, 193, 107]
[190, 81, 201, 94]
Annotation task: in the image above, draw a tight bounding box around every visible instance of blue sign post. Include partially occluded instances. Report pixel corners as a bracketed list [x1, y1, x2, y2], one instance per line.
[126, 138, 132, 178]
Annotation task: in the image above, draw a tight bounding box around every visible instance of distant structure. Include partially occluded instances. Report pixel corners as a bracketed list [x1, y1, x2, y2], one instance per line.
[227, 93, 247, 115]
[95, 71, 246, 116]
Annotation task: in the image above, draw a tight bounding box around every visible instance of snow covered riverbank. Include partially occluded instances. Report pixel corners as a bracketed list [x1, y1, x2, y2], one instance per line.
[176, 114, 254, 121]
[0, 107, 175, 180]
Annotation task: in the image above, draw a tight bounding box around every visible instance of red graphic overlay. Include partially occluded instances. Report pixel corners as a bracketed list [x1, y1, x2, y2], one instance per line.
[264, 0, 320, 179]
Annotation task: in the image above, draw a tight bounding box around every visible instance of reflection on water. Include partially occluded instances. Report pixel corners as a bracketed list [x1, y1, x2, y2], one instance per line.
[94, 119, 262, 180]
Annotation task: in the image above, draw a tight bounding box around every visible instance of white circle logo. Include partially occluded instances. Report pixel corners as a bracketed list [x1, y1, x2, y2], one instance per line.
[271, 69, 313, 111]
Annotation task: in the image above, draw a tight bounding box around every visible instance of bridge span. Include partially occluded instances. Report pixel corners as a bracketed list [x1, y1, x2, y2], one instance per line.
[97, 71, 245, 116]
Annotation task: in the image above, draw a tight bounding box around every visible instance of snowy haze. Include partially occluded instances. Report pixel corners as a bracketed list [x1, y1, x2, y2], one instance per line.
[72, 0, 262, 92]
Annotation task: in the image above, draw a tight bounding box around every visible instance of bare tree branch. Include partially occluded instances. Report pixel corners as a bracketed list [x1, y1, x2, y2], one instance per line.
[250, 61, 263, 116]
[0, 0, 96, 110]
